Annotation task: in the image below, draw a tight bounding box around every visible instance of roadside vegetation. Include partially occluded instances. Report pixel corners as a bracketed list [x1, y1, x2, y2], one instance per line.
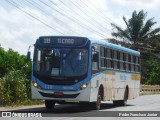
[0, 47, 43, 106]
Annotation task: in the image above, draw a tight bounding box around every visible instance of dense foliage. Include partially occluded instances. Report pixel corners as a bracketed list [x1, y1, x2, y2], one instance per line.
[0, 47, 32, 105]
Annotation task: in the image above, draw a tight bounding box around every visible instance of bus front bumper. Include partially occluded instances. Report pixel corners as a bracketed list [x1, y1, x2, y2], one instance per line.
[31, 85, 91, 102]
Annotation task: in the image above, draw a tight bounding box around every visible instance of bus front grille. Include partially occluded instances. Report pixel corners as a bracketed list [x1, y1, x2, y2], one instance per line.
[39, 78, 80, 85]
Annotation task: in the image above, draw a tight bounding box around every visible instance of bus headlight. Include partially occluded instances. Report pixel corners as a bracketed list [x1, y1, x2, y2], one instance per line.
[80, 83, 89, 90]
[32, 81, 41, 89]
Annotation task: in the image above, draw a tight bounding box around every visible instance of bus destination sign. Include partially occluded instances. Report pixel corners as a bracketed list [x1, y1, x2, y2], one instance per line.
[36, 36, 88, 47]
[57, 38, 74, 44]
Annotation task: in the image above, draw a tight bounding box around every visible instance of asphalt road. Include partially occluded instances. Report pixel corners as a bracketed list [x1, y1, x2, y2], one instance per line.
[1, 94, 160, 119]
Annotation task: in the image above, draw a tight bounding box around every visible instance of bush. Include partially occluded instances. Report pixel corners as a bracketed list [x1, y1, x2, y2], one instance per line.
[0, 48, 31, 79]
[0, 47, 33, 106]
[144, 59, 160, 85]
[0, 70, 31, 105]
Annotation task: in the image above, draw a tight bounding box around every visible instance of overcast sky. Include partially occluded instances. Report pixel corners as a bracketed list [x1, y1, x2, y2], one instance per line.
[0, 0, 160, 55]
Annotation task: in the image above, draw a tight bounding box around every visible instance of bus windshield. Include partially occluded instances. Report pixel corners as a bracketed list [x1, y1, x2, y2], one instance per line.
[34, 48, 88, 77]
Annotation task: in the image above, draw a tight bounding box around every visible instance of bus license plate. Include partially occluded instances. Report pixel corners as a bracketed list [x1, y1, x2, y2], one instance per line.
[54, 91, 63, 96]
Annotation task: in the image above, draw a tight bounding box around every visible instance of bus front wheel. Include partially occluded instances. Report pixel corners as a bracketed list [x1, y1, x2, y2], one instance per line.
[94, 90, 102, 110]
[45, 100, 56, 110]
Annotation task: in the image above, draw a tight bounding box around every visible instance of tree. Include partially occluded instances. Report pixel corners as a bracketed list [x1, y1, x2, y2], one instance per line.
[109, 10, 160, 50]
[0, 47, 32, 105]
[144, 59, 160, 85]
[0, 47, 5, 77]
[0, 48, 31, 78]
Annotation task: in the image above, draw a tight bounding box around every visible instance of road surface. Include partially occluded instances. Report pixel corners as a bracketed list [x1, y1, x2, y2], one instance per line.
[1, 94, 160, 120]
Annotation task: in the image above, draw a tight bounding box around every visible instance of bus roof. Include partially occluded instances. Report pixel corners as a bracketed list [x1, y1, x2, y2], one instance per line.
[89, 38, 140, 56]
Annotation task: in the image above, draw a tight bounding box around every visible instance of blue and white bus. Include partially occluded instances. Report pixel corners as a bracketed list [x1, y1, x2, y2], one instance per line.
[28, 36, 140, 110]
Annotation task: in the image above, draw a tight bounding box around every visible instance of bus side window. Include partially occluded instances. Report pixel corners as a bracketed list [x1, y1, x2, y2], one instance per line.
[92, 46, 99, 73]
[92, 51, 99, 71]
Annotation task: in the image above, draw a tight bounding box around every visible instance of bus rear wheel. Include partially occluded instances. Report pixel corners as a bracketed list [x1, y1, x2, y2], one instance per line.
[45, 100, 56, 110]
[113, 88, 128, 106]
[113, 100, 127, 106]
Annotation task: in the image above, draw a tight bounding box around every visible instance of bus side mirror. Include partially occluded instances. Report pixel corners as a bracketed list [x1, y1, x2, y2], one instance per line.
[93, 52, 99, 62]
[27, 51, 31, 60]
[27, 44, 34, 60]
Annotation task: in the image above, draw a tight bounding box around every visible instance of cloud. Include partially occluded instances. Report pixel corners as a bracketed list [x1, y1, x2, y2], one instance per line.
[114, 0, 160, 10]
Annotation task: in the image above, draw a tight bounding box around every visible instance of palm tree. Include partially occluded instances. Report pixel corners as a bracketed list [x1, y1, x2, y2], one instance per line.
[109, 10, 160, 50]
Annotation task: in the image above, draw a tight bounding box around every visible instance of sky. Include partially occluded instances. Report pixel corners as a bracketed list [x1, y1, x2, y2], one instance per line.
[0, 0, 160, 55]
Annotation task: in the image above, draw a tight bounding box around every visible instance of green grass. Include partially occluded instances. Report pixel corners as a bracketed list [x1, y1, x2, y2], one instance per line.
[0, 99, 44, 107]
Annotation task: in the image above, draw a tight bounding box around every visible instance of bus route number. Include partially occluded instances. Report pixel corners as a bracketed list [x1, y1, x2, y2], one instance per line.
[58, 38, 74, 45]
[44, 38, 51, 44]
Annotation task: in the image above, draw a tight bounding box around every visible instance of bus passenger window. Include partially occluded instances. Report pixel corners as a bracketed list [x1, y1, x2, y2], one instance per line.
[120, 62, 124, 70]
[107, 48, 111, 58]
[100, 47, 105, 57]
[101, 59, 105, 67]
[136, 65, 140, 72]
[107, 59, 112, 68]
[126, 63, 130, 71]
[131, 64, 134, 72]
[113, 61, 116, 69]
[117, 61, 120, 69]
[133, 56, 136, 63]
[117, 52, 120, 60]
[120, 52, 123, 60]
[131, 55, 133, 63]
[128, 54, 131, 62]
[123, 53, 126, 61]
[36, 50, 41, 71]
[126, 54, 128, 62]
[136, 57, 140, 64]
[92, 52, 99, 71]
[129, 64, 131, 71]
[123, 63, 126, 70]
[113, 50, 117, 59]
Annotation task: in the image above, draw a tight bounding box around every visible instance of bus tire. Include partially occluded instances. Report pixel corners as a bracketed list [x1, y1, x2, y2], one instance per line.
[94, 90, 102, 110]
[113, 87, 128, 106]
[45, 100, 56, 110]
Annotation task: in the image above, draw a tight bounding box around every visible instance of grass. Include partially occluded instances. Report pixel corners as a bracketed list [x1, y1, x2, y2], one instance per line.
[0, 99, 44, 107]
[17, 99, 44, 106]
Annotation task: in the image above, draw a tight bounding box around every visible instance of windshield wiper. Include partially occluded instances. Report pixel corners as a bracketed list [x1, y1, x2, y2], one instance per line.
[70, 60, 75, 73]
[62, 49, 74, 60]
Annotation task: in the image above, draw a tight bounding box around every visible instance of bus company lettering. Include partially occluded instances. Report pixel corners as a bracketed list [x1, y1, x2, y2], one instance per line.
[58, 38, 74, 44]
